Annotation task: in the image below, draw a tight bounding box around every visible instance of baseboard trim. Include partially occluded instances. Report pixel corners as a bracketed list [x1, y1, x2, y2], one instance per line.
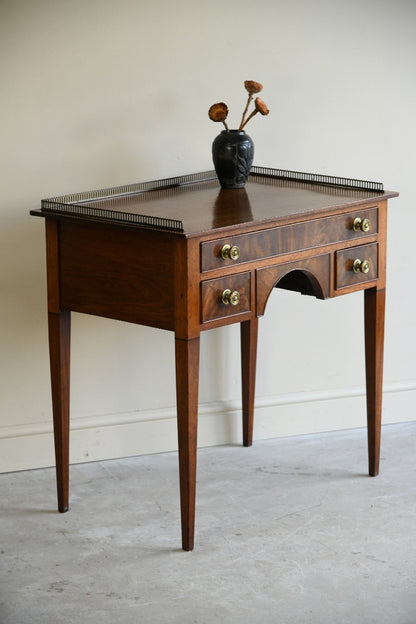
[1, 381, 415, 473]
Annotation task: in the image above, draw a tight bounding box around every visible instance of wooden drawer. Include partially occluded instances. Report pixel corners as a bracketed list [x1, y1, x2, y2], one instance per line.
[336, 243, 378, 290]
[201, 272, 251, 323]
[201, 206, 378, 272]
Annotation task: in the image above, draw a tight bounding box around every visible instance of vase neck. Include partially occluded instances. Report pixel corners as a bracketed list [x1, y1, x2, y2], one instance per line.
[223, 129, 245, 135]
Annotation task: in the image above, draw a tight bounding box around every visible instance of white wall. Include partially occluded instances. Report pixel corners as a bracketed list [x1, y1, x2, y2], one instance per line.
[1, 0, 415, 472]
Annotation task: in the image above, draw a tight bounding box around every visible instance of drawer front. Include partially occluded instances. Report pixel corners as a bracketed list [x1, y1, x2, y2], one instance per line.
[336, 243, 378, 290]
[201, 207, 378, 272]
[201, 272, 251, 323]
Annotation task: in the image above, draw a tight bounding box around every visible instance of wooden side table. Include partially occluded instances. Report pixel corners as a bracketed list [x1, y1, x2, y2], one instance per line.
[31, 167, 398, 550]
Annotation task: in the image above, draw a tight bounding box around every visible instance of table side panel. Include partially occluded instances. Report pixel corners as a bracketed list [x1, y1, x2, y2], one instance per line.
[45, 219, 62, 313]
[59, 221, 175, 330]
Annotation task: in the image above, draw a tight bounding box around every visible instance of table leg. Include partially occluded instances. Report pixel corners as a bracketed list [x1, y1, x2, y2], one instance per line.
[175, 336, 200, 551]
[364, 287, 385, 477]
[48, 310, 71, 512]
[241, 318, 259, 447]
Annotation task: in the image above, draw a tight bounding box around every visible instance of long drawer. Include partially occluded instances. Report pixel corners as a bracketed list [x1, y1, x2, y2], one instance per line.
[201, 207, 378, 272]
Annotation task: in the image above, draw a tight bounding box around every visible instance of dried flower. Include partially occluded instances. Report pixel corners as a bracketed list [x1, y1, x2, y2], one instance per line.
[208, 102, 229, 130]
[239, 95, 270, 130]
[255, 97, 269, 116]
[208, 80, 270, 133]
[244, 80, 263, 95]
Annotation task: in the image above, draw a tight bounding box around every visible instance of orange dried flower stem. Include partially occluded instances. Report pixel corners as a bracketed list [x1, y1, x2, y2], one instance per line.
[239, 109, 258, 131]
[238, 93, 253, 131]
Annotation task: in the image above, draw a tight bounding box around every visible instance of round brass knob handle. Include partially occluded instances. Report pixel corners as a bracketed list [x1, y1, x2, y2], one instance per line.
[353, 217, 371, 233]
[221, 244, 240, 261]
[221, 289, 241, 306]
[361, 218, 371, 233]
[353, 258, 370, 274]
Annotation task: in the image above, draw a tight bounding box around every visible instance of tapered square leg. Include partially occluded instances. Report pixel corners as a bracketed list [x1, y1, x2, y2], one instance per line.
[175, 336, 200, 551]
[48, 310, 71, 512]
[364, 288, 385, 477]
[241, 318, 258, 447]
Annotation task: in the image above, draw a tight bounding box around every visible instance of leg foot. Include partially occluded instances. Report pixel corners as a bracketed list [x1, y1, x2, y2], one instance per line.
[48, 311, 71, 512]
[175, 336, 200, 550]
[241, 318, 258, 447]
[364, 288, 385, 477]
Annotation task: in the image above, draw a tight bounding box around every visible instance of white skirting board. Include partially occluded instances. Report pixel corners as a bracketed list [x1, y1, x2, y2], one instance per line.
[1, 381, 415, 473]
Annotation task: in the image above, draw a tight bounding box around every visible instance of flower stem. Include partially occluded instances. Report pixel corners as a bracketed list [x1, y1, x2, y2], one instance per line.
[239, 94, 253, 131]
[222, 120, 229, 131]
[239, 109, 258, 131]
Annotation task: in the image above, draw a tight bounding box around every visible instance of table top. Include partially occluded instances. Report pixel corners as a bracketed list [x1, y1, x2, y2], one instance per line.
[31, 167, 398, 238]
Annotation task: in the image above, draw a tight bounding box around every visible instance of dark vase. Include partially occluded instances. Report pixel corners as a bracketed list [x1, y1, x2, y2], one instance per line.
[212, 130, 254, 189]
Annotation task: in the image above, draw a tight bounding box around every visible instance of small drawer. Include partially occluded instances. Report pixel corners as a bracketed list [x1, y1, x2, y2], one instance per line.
[201, 207, 378, 272]
[201, 272, 251, 323]
[336, 243, 378, 290]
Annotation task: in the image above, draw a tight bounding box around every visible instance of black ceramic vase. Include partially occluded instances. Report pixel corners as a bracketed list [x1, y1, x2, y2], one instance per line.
[212, 130, 254, 189]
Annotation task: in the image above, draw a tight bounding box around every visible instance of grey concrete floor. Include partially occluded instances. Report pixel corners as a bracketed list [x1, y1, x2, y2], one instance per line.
[1, 422, 415, 624]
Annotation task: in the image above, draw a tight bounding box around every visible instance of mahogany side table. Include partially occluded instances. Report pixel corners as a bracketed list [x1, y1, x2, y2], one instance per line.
[31, 167, 398, 550]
